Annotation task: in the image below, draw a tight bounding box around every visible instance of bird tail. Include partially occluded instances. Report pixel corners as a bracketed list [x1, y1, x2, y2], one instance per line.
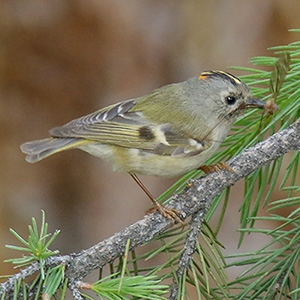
[20, 138, 87, 163]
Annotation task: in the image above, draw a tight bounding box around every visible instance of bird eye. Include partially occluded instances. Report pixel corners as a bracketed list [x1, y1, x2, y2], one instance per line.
[225, 95, 236, 105]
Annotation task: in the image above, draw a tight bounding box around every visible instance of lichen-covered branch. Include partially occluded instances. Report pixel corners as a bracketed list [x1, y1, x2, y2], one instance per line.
[0, 119, 299, 299]
[169, 211, 206, 299]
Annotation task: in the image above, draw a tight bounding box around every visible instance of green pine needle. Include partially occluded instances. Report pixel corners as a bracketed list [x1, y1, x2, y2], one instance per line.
[90, 275, 168, 300]
[4, 210, 59, 278]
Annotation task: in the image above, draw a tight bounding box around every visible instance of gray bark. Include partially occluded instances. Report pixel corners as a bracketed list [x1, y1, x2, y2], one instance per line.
[0, 119, 299, 299]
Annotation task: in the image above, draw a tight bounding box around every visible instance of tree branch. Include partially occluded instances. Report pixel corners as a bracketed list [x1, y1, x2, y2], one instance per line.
[169, 118, 300, 298]
[169, 211, 205, 299]
[1, 119, 299, 298]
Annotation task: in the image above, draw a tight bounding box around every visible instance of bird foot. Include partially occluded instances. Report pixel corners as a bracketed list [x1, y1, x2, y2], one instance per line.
[146, 203, 183, 224]
[199, 162, 234, 174]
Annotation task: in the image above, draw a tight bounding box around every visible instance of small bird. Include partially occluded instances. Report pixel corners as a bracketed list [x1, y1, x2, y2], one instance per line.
[21, 71, 265, 222]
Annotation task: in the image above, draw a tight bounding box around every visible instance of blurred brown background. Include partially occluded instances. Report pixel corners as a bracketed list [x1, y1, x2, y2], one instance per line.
[0, 0, 299, 283]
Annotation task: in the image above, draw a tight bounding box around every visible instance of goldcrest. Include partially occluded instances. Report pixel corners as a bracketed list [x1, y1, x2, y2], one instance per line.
[21, 70, 265, 221]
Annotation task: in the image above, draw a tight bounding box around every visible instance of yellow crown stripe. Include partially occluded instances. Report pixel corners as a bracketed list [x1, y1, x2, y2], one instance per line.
[199, 71, 215, 80]
[215, 70, 241, 84]
[199, 70, 242, 85]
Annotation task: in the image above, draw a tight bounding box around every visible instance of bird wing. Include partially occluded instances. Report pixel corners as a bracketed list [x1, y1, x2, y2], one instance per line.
[49, 99, 207, 157]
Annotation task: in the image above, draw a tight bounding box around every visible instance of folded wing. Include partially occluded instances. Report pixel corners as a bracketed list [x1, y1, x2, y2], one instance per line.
[49, 99, 207, 157]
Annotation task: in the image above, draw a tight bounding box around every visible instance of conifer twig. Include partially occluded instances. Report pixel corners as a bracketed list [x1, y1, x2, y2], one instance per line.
[0, 119, 299, 299]
[169, 211, 206, 299]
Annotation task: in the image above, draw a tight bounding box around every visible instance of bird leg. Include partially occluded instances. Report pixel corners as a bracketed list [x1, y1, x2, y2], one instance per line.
[198, 162, 234, 174]
[129, 173, 183, 224]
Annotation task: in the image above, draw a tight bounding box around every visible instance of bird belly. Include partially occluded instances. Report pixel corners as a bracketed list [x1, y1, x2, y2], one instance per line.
[78, 139, 223, 177]
[112, 144, 222, 177]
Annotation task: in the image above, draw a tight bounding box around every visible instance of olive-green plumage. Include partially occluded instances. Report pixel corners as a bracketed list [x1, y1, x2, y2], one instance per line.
[21, 71, 265, 177]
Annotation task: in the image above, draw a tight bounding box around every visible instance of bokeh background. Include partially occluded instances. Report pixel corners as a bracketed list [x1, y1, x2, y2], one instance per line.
[0, 0, 299, 287]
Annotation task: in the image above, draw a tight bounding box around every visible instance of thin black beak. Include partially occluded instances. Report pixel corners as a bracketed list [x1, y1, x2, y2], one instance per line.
[245, 98, 265, 109]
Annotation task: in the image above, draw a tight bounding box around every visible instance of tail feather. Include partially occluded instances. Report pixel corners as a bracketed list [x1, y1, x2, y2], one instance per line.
[20, 138, 86, 163]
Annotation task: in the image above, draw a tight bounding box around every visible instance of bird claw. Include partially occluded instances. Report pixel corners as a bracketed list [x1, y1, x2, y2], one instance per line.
[146, 204, 184, 224]
[199, 162, 234, 174]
